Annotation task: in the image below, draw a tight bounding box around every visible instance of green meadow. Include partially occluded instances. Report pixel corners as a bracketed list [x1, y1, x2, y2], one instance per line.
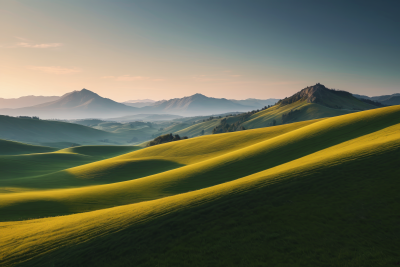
[1, 105, 400, 266]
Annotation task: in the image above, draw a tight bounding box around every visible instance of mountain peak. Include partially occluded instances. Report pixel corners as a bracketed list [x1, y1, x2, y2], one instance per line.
[80, 88, 92, 93]
[78, 88, 98, 96]
[190, 93, 207, 99]
[61, 88, 100, 99]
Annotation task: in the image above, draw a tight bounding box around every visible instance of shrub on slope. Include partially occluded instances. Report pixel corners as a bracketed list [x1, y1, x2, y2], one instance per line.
[147, 133, 187, 147]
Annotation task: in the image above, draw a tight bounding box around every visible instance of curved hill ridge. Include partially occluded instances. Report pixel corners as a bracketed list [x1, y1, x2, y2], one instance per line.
[1, 105, 399, 221]
[0, 119, 319, 195]
[1, 105, 400, 266]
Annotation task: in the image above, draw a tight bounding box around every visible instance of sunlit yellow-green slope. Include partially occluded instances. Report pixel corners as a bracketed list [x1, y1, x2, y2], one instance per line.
[0, 119, 319, 192]
[1, 106, 400, 222]
[1, 106, 399, 266]
[0, 119, 320, 219]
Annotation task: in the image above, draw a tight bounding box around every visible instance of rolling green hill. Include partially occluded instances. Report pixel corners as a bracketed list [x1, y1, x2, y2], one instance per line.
[1, 105, 399, 266]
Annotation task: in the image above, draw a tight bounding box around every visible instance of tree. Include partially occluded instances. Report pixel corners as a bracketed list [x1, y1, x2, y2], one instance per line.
[147, 133, 188, 147]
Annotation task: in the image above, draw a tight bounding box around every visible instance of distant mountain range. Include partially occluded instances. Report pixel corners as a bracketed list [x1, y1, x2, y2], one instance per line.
[123, 96, 279, 111]
[0, 90, 278, 119]
[139, 93, 260, 116]
[0, 95, 60, 109]
[0, 89, 138, 119]
[353, 93, 400, 106]
[7, 86, 391, 121]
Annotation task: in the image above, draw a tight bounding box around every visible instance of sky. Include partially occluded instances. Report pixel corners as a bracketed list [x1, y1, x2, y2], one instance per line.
[1, 0, 399, 101]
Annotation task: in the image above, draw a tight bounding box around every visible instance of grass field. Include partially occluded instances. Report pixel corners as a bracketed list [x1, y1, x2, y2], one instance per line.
[1, 105, 400, 266]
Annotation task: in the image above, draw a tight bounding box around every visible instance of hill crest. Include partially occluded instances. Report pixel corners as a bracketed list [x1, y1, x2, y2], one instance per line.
[279, 83, 348, 105]
[277, 83, 379, 110]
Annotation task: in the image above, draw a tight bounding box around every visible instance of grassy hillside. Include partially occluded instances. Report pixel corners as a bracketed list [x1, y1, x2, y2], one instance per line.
[242, 101, 353, 128]
[158, 122, 191, 136]
[0, 139, 56, 155]
[173, 102, 352, 137]
[175, 117, 222, 137]
[2, 106, 399, 221]
[0, 105, 400, 266]
[173, 84, 380, 138]
[0, 119, 318, 206]
[0, 106, 398, 211]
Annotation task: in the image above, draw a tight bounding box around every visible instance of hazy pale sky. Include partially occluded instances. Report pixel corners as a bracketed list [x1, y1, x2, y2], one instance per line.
[1, 0, 399, 101]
